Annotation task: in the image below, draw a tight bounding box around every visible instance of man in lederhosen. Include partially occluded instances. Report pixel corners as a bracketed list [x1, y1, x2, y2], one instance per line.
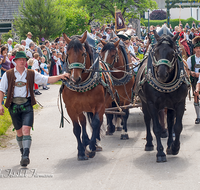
[0, 51, 70, 166]
[187, 36, 200, 124]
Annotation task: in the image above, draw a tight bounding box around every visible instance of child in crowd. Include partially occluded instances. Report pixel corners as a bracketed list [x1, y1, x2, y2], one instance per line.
[42, 49, 48, 64]
[57, 52, 63, 75]
[27, 58, 34, 69]
[50, 50, 58, 76]
[40, 57, 49, 90]
[32, 53, 42, 95]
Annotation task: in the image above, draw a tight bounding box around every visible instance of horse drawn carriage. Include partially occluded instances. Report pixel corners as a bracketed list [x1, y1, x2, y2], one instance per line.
[60, 25, 190, 162]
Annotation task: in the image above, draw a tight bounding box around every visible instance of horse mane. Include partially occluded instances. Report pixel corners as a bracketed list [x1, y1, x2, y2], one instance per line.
[101, 38, 124, 52]
[154, 34, 175, 49]
[101, 42, 116, 52]
[67, 35, 93, 61]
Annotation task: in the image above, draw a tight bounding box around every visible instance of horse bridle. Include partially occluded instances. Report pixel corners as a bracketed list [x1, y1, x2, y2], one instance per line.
[66, 43, 87, 71]
[101, 48, 119, 69]
[151, 40, 178, 72]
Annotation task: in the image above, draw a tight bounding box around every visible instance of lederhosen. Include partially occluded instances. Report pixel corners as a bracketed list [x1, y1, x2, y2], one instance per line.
[5, 69, 36, 130]
[190, 55, 199, 92]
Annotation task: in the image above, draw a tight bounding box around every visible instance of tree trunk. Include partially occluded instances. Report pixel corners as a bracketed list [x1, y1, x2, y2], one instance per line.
[129, 18, 141, 39]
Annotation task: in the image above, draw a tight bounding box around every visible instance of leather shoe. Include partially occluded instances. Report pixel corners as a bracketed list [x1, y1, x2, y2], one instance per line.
[35, 91, 42, 95]
[20, 157, 30, 167]
[195, 118, 200, 124]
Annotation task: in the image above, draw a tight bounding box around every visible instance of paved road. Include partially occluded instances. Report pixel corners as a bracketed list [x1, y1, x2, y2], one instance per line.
[0, 84, 200, 190]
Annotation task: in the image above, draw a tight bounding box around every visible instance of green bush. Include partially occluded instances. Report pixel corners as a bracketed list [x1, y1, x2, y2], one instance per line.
[143, 17, 200, 29]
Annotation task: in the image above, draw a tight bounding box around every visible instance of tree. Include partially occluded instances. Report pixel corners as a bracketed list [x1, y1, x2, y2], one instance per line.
[55, 0, 90, 37]
[78, 0, 158, 22]
[165, 0, 200, 27]
[150, 10, 167, 20]
[13, 0, 65, 42]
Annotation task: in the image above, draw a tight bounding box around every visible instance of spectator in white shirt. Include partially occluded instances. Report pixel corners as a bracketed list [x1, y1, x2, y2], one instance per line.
[25, 32, 33, 49]
[6, 38, 13, 53]
[26, 42, 35, 59]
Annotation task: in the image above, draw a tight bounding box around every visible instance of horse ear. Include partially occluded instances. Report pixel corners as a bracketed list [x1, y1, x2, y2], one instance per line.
[63, 33, 71, 44]
[114, 40, 120, 47]
[147, 33, 151, 44]
[101, 40, 107, 46]
[153, 30, 161, 42]
[172, 32, 180, 42]
[79, 31, 87, 44]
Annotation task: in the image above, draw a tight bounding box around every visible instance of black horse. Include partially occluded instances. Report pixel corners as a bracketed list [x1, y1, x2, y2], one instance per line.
[135, 30, 190, 162]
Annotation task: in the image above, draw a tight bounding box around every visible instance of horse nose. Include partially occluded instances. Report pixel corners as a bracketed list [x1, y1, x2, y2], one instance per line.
[71, 76, 81, 84]
[157, 70, 168, 81]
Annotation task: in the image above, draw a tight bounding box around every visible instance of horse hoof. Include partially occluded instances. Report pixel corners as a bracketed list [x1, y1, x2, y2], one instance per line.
[121, 134, 129, 140]
[145, 145, 154, 151]
[77, 155, 88, 161]
[156, 155, 167, 163]
[95, 146, 103, 152]
[171, 143, 180, 155]
[106, 131, 113, 135]
[85, 150, 96, 158]
[85, 145, 96, 158]
[116, 127, 122, 131]
[166, 147, 172, 155]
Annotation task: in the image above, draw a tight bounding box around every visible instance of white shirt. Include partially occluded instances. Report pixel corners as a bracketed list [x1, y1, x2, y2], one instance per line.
[106, 33, 110, 41]
[187, 55, 200, 73]
[56, 58, 61, 75]
[32, 59, 39, 71]
[186, 34, 189, 41]
[25, 37, 33, 49]
[7, 44, 13, 52]
[26, 49, 33, 58]
[128, 45, 135, 56]
[0, 68, 48, 97]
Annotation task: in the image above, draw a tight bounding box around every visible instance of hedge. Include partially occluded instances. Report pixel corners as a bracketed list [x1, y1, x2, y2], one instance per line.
[142, 17, 200, 29]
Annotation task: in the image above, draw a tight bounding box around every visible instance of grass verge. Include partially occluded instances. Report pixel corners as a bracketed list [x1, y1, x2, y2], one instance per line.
[53, 81, 62, 85]
[0, 105, 12, 136]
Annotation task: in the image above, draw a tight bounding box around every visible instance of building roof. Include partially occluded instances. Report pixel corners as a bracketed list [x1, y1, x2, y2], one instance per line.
[0, 0, 20, 21]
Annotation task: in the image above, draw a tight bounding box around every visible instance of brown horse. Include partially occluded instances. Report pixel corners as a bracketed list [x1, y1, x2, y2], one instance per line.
[62, 32, 114, 160]
[100, 39, 136, 139]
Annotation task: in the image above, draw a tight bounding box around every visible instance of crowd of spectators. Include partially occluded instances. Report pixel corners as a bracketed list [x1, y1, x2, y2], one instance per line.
[0, 32, 67, 95]
[1, 21, 198, 96]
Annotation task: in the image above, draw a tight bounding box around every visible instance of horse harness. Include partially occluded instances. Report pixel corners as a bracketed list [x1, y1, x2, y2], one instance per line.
[135, 41, 190, 97]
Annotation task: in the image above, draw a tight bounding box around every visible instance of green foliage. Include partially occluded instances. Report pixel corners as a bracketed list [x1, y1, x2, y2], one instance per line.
[55, 0, 90, 37]
[0, 105, 12, 136]
[13, 0, 65, 42]
[1, 30, 13, 44]
[78, 0, 158, 22]
[143, 17, 200, 29]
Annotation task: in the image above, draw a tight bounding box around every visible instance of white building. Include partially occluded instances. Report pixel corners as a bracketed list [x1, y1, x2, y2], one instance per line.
[146, 0, 200, 20]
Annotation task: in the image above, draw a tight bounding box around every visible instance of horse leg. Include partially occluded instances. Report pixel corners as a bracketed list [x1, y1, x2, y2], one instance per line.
[166, 109, 175, 155]
[79, 113, 90, 148]
[116, 115, 123, 131]
[105, 113, 115, 135]
[121, 109, 129, 140]
[142, 103, 154, 151]
[85, 112, 103, 158]
[169, 102, 185, 155]
[159, 109, 168, 138]
[72, 120, 88, 161]
[148, 102, 166, 162]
